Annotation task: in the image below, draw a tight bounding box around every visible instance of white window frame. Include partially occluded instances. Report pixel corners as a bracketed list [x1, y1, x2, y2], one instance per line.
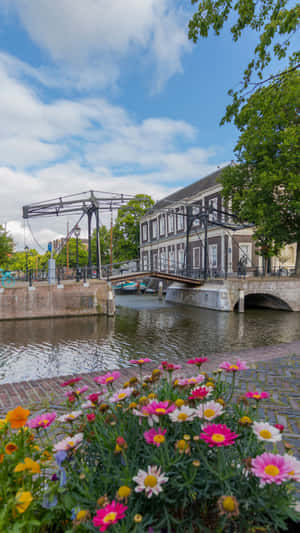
[209, 198, 218, 221]
[169, 250, 175, 271]
[192, 206, 200, 226]
[178, 248, 185, 269]
[239, 243, 252, 267]
[142, 224, 148, 242]
[209, 244, 218, 268]
[152, 219, 157, 239]
[142, 253, 148, 271]
[193, 247, 200, 268]
[160, 250, 166, 271]
[177, 208, 184, 231]
[159, 216, 165, 236]
[168, 214, 174, 233]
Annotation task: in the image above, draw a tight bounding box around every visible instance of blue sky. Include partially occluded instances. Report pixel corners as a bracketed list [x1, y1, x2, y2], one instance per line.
[0, 1, 271, 249]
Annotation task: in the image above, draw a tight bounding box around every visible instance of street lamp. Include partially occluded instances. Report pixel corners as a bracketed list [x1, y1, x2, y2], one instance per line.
[25, 245, 29, 282]
[74, 225, 81, 282]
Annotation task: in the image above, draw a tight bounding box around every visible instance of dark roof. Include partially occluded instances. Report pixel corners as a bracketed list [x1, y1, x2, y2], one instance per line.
[151, 167, 226, 211]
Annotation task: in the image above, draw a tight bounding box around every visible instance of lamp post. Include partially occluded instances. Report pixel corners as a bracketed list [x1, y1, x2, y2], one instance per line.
[74, 225, 81, 282]
[25, 245, 29, 282]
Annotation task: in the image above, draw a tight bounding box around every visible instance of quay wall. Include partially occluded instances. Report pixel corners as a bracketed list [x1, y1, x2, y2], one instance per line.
[0, 281, 115, 320]
[166, 277, 300, 312]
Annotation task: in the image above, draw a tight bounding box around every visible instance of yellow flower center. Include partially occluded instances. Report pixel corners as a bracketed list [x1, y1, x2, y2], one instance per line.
[134, 514, 143, 523]
[105, 377, 114, 383]
[144, 475, 157, 488]
[155, 408, 166, 414]
[222, 496, 236, 512]
[264, 465, 280, 477]
[175, 399, 184, 407]
[76, 510, 88, 521]
[177, 439, 187, 450]
[68, 415, 75, 419]
[68, 441, 74, 447]
[253, 394, 261, 399]
[204, 409, 216, 418]
[177, 412, 188, 421]
[117, 486, 131, 498]
[259, 430, 272, 439]
[239, 416, 252, 424]
[118, 393, 127, 400]
[103, 512, 117, 523]
[288, 470, 295, 476]
[153, 434, 165, 444]
[211, 433, 225, 443]
[42, 419, 49, 424]
[229, 365, 239, 370]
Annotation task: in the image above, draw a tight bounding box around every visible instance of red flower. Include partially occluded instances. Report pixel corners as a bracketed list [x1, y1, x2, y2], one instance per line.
[86, 413, 96, 422]
[274, 424, 284, 433]
[116, 437, 127, 448]
[93, 501, 127, 532]
[159, 361, 182, 372]
[187, 357, 208, 366]
[60, 377, 82, 387]
[87, 393, 101, 404]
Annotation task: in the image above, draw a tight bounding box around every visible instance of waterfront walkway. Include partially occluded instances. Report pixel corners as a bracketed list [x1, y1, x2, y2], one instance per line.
[1, 341, 299, 457]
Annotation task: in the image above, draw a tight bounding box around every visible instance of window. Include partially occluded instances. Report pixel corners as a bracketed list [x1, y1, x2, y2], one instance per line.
[152, 220, 157, 239]
[160, 250, 166, 270]
[142, 253, 148, 271]
[209, 198, 218, 222]
[159, 216, 165, 236]
[178, 249, 185, 269]
[193, 247, 200, 268]
[168, 214, 174, 233]
[177, 208, 184, 231]
[209, 244, 218, 268]
[192, 205, 200, 226]
[239, 244, 251, 266]
[142, 224, 148, 242]
[153, 253, 158, 270]
[169, 250, 175, 271]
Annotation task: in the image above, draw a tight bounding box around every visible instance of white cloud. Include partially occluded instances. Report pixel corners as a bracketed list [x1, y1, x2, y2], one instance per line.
[3, 0, 191, 90]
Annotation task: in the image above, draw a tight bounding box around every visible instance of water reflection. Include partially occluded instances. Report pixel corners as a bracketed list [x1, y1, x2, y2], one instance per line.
[0, 295, 299, 383]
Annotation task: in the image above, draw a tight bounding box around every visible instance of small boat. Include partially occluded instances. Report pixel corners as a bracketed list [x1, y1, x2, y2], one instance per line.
[112, 281, 147, 293]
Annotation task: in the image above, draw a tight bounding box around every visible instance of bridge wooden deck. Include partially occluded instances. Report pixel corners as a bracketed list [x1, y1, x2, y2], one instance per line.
[109, 271, 204, 286]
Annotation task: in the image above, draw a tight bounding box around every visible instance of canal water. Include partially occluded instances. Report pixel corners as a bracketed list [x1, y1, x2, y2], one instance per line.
[0, 295, 299, 383]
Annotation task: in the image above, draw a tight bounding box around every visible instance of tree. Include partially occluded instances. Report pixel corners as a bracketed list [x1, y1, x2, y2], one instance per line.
[221, 70, 300, 274]
[91, 226, 110, 265]
[56, 238, 88, 268]
[0, 226, 14, 267]
[189, 0, 300, 122]
[113, 195, 155, 262]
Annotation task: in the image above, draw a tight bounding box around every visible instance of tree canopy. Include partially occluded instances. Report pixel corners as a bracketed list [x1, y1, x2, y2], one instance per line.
[113, 194, 155, 263]
[221, 70, 300, 272]
[0, 226, 14, 267]
[189, 0, 300, 122]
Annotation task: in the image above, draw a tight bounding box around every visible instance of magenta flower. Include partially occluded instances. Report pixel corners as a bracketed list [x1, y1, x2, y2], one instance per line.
[86, 413, 96, 422]
[159, 361, 182, 372]
[200, 423, 238, 447]
[188, 386, 212, 401]
[187, 357, 208, 366]
[274, 424, 284, 433]
[93, 501, 127, 532]
[138, 400, 175, 426]
[245, 391, 269, 400]
[60, 377, 82, 387]
[27, 412, 56, 429]
[86, 392, 103, 404]
[251, 453, 292, 486]
[94, 371, 121, 385]
[177, 375, 205, 387]
[219, 360, 248, 372]
[129, 358, 152, 364]
[144, 428, 167, 447]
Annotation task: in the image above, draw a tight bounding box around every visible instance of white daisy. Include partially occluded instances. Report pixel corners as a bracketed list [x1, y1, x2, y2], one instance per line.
[253, 421, 282, 443]
[168, 405, 196, 423]
[195, 400, 224, 421]
[110, 387, 134, 403]
[283, 454, 300, 482]
[57, 410, 82, 422]
[54, 433, 83, 452]
[133, 465, 168, 498]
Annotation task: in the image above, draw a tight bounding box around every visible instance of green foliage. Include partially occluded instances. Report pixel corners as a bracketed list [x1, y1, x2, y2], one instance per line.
[113, 195, 154, 263]
[0, 225, 14, 267]
[188, 0, 300, 122]
[91, 226, 111, 265]
[220, 70, 300, 270]
[56, 239, 88, 268]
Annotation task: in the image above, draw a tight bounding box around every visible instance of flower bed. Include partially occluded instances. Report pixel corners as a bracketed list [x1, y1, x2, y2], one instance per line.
[0, 357, 299, 532]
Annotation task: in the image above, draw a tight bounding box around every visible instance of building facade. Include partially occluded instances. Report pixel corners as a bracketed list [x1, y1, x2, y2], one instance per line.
[139, 168, 295, 277]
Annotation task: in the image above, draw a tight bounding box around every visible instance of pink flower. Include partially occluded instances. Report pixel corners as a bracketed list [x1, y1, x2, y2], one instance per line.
[60, 377, 82, 387]
[159, 361, 182, 372]
[200, 423, 238, 447]
[94, 371, 121, 385]
[137, 400, 175, 426]
[251, 453, 292, 486]
[86, 413, 96, 422]
[177, 375, 205, 387]
[219, 360, 248, 372]
[283, 454, 300, 482]
[129, 358, 152, 364]
[144, 428, 167, 447]
[110, 388, 134, 403]
[245, 391, 269, 400]
[274, 424, 284, 433]
[74, 385, 89, 395]
[93, 501, 127, 532]
[27, 412, 56, 429]
[187, 357, 208, 366]
[188, 386, 212, 401]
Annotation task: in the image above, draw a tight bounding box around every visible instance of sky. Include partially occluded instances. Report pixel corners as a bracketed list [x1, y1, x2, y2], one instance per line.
[0, 0, 263, 251]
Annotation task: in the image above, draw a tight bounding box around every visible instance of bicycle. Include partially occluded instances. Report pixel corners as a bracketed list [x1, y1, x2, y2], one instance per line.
[0, 268, 16, 288]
